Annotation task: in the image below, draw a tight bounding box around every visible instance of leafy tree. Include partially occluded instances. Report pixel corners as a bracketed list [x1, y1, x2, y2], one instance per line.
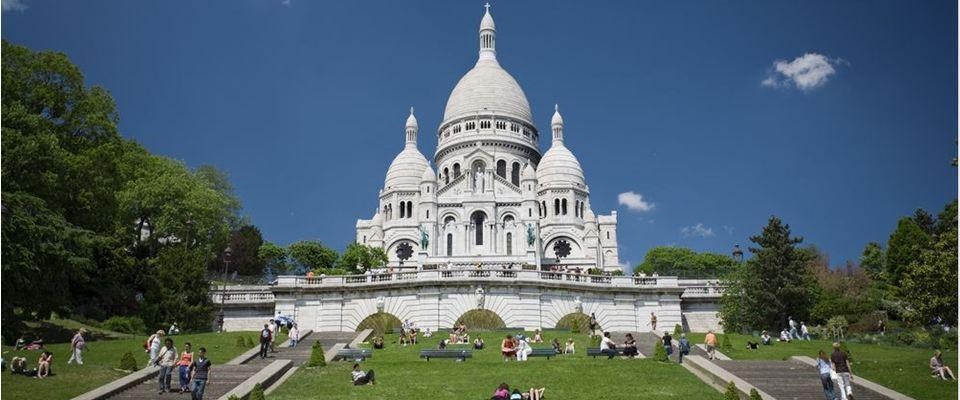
[901, 220, 958, 325]
[337, 242, 388, 273]
[884, 218, 930, 288]
[809, 252, 880, 324]
[138, 246, 214, 332]
[935, 200, 958, 236]
[859, 242, 885, 280]
[194, 165, 242, 226]
[749, 388, 762, 400]
[119, 352, 138, 371]
[219, 225, 264, 276]
[913, 208, 937, 236]
[634, 246, 735, 277]
[259, 242, 290, 274]
[288, 240, 338, 274]
[719, 217, 817, 332]
[249, 383, 266, 400]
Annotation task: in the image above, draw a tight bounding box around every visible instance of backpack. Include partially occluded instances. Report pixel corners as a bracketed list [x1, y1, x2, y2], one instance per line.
[680, 339, 690, 354]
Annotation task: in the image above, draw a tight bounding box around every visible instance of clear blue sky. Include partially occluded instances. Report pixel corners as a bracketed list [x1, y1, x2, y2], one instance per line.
[3, 0, 956, 269]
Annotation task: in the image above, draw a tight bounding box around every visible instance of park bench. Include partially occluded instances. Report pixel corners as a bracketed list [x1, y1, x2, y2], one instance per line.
[419, 349, 473, 361]
[333, 348, 373, 361]
[586, 347, 625, 358]
[527, 348, 559, 359]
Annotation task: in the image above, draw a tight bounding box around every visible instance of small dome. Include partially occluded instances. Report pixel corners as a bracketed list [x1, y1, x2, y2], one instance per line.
[551, 104, 563, 127]
[537, 144, 585, 188]
[480, 6, 495, 31]
[421, 164, 437, 182]
[384, 148, 429, 189]
[443, 61, 533, 124]
[406, 107, 418, 130]
[522, 163, 536, 180]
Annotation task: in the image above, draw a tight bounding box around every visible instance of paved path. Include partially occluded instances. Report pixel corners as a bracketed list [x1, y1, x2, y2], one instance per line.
[714, 359, 891, 400]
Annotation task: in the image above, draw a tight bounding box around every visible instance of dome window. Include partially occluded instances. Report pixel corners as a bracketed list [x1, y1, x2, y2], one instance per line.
[480, 120, 491, 129]
[496, 121, 506, 130]
[466, 122, 476, 130]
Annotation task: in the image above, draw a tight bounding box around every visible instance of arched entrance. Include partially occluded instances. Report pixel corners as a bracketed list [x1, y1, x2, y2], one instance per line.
[456, 309, 505, 330]
[555, 312, 591, 334]
[356, 312, 403, 335]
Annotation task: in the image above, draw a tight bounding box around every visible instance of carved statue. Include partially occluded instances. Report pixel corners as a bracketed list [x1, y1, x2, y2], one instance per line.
[473, 167, 485, 192]
[376, 296, 385, 313]
[527, 223, 536, 246]
[419, 225, 429, 249]
[574, 296, 583, 313]
[475, 286, 485, 309]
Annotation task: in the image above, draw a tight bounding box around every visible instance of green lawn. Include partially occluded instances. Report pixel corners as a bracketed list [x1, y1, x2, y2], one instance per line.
[683, 332, 958, 400]
[269, 331, 723, 400]
[1, 330, 271, 400]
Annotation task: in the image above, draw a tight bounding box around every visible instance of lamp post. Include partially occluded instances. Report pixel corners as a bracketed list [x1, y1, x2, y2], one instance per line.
[732, 244, 745, 334]
[219, 246, 232, 333]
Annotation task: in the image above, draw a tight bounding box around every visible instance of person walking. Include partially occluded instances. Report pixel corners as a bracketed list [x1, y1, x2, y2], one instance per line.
[649, 312, 658, 331]
[815, 350, 836, 400]
[67, 328, 86, 365]
[289, 324, 299, 348]
[830, 343, 853, 400]
[704, 330, 719, 360]
[678, 333, 691, 364]
[189, 347, 212, 400]
[147, 330, 165, 366]
[789, 317, 800, 340]
[801, 322, 811, 340]
[155, 338, 178, 394]
[177, 342, 194, 393]
[662, 331, 674, 361]
[259, 324, 272, 359]
[269, 319, 279, 353]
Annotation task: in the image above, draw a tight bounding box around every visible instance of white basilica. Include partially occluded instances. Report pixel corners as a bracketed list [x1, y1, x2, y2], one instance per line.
[356, 5, 621, 273]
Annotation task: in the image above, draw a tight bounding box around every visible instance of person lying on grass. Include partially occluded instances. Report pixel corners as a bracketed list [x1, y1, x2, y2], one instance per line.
[491, 383, 510, 400]
[351, 363, 376, 386]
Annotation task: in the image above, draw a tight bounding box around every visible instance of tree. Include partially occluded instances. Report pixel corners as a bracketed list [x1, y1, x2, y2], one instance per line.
[635, 246, 735, 277]
[719, 216, 817, 332]
[288, 240, 338, 274]
[308, 340, 327, 367]
[809, 252, 879, 324]
[138, 246, 214, 331]
[935, 200, 958, 236]
[859, 242, 885, 280]
[884, 218, 930, 289]
[259, 242, 290, 274]
[912, 208, 937, 236]
[336, 242, 388, 274]
[901, 218, 958, 325]
[220, 225, 264, 276]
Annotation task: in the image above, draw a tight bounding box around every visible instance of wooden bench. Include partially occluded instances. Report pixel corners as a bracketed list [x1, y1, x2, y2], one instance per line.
[586, 347, 625, 358]
[333, 348, 373, 361]
[419, 349, 472, 361]
[527, 348, 558, 359]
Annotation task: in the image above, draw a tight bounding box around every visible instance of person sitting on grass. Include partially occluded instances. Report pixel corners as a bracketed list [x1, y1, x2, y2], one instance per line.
[11, 356, 28, 375]
[931, 350, 956, 381]
[564, 338, 575, 354]
[510, 389, 523, 400]
[408, 329, 418, 345]
[438, 339, 447, 350]
[491, 383, 510, 400]
[532, 330, 543, 343]
[399, 334, 409, 347]
[501, 335, 517, 362]
[760, 331, 772, 345]
[778, 329, 791, 342]
[623, 333, 638, 358]
[36, 351, 52, 379]
[372, 336, 384, 349]
[423, 328, 432, 337]
[551, 338, 561, 354]
[351, 363, 376, 386]
[474, 337, 485, 350]
[600, 332, 617, 359]
[745, 341, 759, 350]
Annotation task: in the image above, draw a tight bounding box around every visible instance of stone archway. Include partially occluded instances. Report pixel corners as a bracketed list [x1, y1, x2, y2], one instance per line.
[456, 309, 506, 330]
[356, 312, 403, 335]
[555, 312, 591, 334]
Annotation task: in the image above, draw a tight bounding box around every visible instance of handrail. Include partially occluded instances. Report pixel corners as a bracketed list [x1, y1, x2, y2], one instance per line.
[274, 270, 681, 289]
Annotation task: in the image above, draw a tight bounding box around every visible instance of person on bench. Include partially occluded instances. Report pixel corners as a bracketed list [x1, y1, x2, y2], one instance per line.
[600, 332, 617, 359]
[351, 363, 376, 385]
[622, 333, 638, 358]
[564, 338, 575, 354]
[438, 339, 447, 350]
[551, 338, 561, 354]
[516, 335, 532, 361]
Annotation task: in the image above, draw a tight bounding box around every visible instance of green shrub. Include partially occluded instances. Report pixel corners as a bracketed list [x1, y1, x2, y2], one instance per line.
[896, 331, 916, 346]
[245, 336, 256, 348]
[652, 341, 669, 362]
[308, 340, 326, 367]
[749, 388, 762, 400]
[673, 324, 683, 336]
[102, 316, 148, 335]
[356, 312, 403, 335]
[555, 313, 591, 334]
[724, 381, 739, 400]
[119, 351, 138, 371]
[249, 382, 265, 400]
[457, 309, 506, 330]
[721, 334, 732, 350]
[228, 396, 240, 400]
[236, 336, 248, 348]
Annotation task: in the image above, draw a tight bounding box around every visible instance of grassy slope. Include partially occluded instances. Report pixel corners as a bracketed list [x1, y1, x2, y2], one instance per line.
[0, 331, 268, 400]
[269, 332, 724, 400]
[683, 333, 958, 400]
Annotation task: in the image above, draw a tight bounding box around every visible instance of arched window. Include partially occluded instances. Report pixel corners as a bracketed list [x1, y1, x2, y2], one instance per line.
[504, 215, 514, 225]
[606, 231, 610, 240]
[443, 167, 449, 184]
[580, 202, 585, 218]
[399, 202, 406, 219]
[496, 160, 507, 178]
[407, 201, 413, 218]
[541, 201, 547, 217]
[453, 163, 461, 179]
[511, 162, 520, 185]
[471, 211, 485, 245]
[426, 210, 430, 219]
[446, 233, 453, 256]
[506, 232, 513, 255]
[554, 199, 560, 216]
[444, 216, 456, 227]
[562, 199, 568, 215]
[528, 208, 532, 217]
[575, 201, 580, 217]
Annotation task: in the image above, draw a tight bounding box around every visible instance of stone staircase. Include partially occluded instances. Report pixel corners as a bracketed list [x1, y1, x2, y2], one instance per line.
[105, 364, 264, 400]
[713, 359, 891, 400]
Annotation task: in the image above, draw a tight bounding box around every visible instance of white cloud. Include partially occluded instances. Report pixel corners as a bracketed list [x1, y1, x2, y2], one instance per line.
[722, 225, 734, 234]
[281, 0, 291, 5]
[2, 0, 27, 12]
[618, 191, 654, 212]
[762, 53, 843, 91]
[681, 223, 714, 238]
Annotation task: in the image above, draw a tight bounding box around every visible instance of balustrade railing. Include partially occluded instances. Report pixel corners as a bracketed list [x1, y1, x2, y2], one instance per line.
[274, 269, 677, 288]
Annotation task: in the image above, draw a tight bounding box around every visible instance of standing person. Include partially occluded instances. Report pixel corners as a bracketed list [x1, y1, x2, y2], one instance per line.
[289, 324, 299, 348]
[649, 312, 658, 331]
[351, 363, 376, 385]
[500, 335, 516, 362]
[662, 331, 674, 360]
[877, 319, 885, 336]
[177, 342, 194, 393]
[189, 347, 211, 400]
[704, 330, 718, 360]
[815, 350, 836, 400]
[801, 322, 811, 340]
[588, 313, 599, 337]
[155, 338, 178, 394]
[678, 333, 691, 364]
[830, 343, 853, 400]
[67, 328, 86, 365]
[930, 350, 956, 380]
[269, 319, 279, 353]
[599, 332, 617, 359]
[789, 317, 800, 340]
[259, 324, 272, 359]
[147, 330, 165, 366]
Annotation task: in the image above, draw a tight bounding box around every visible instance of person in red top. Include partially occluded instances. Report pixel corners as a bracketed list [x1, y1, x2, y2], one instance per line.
[500, 335, 516, 362]
[177, 342, 194, 392]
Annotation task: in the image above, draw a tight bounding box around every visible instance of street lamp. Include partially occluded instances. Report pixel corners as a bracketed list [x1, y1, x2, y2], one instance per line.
[219, 246, 232, 333]
[732, 244, 746, 334]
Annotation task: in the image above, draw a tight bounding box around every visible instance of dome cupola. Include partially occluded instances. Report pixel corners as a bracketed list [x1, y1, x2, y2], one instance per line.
[384, 108, 429, 189]
[537, 105, 586, 188]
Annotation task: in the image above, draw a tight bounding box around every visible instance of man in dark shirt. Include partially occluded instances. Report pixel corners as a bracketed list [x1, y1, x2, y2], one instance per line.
[830, 343, 853, 400]
[189, 347, 212, 400]
[259, 324, 272, 359]
[662, 332, 674, 359]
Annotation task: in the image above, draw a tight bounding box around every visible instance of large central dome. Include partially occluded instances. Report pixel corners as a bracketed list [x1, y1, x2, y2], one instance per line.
[443, 59, 532, 123]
